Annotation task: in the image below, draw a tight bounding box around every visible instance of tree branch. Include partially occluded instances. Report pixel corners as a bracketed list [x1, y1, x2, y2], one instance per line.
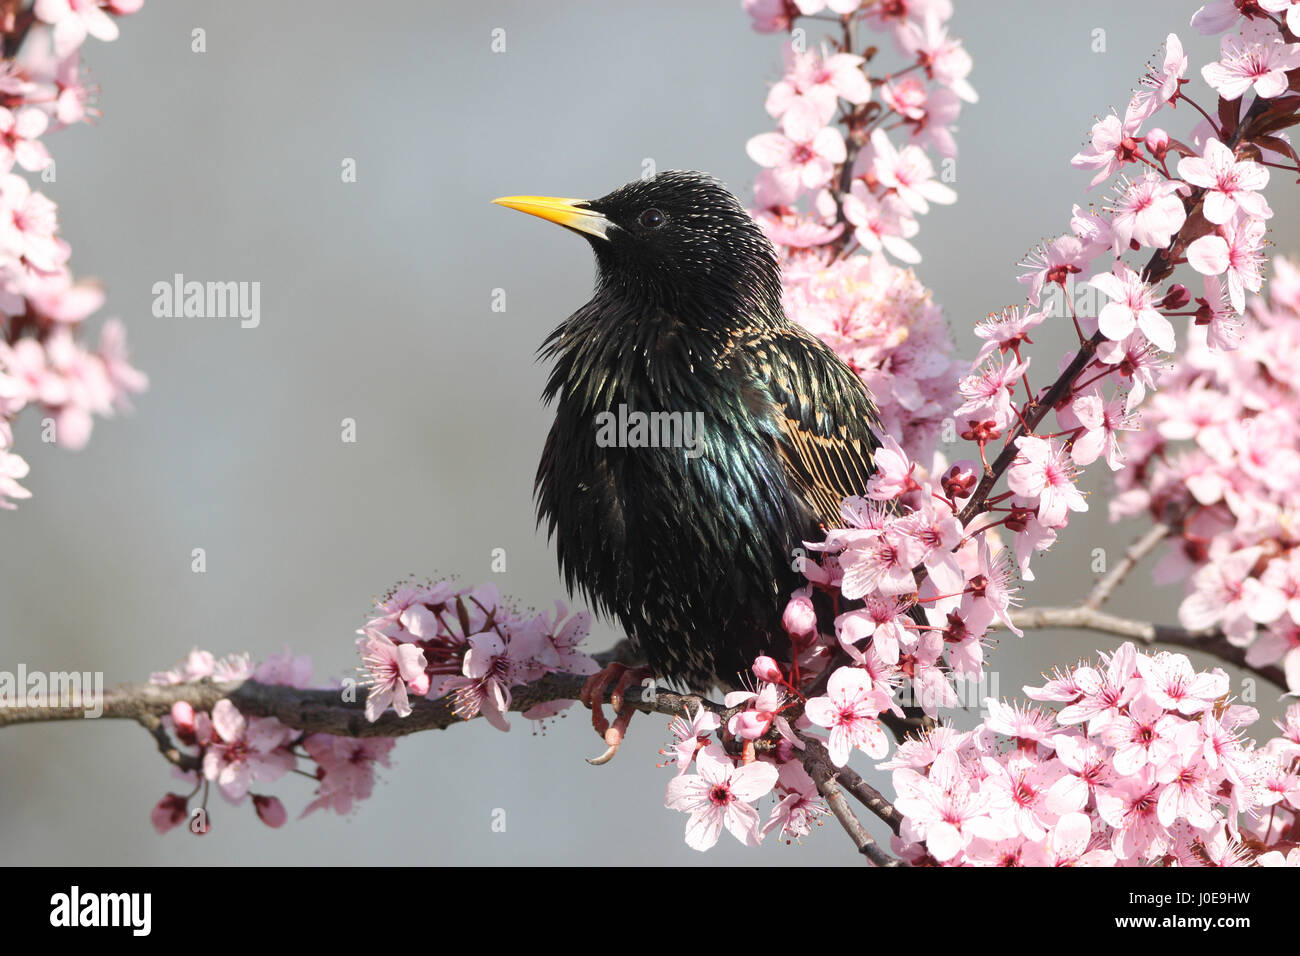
[800, 735, 907, 866]
[0, 668, 719, 735]
[1082, 517, 1177, 611]
[1005, 605, 1288, 690]
[0, 640, 918, 860]
[956, 96, 1275, 527]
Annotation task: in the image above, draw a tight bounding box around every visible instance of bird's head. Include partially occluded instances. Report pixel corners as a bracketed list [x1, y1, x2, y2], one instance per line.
[494, 170, 783, 321]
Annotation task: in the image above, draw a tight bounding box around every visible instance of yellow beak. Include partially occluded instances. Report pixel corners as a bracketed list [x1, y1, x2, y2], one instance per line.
[492, 195, 612, 241]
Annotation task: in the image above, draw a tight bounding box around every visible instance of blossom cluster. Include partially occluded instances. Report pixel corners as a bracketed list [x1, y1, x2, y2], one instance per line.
[1113, 259, 1300, 695]
[950, 10, 1300, 619]
[744, 0, 970, 470]
[355, 578, 599, 730]
[146, 578, 601, 834]
[0, 2, 147, 508]
[664, 3, 1300, 859]
[662, 668, 826, 850]
[886, 643, 1300, 866]
[148, 646, 396, 834]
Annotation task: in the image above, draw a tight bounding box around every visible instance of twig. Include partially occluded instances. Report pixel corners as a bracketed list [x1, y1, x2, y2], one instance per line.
[956, 97, 1275, 527]
[800, 735, 907, 866]
[1082, 519, 1176, 611]
[1004, 606, 1288, 689]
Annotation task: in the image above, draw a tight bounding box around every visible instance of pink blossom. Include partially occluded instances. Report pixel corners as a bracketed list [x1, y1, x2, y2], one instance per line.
[762, 761, 827, 841]
[1178, 138, 1271, 225]
[838, 525, 925, 599]
[1055, 643, 1138, 733]
[898, 13, 977, 104]
[1186, 214, 1266, 313]
[954, 353, 1029, 432]
[765, 45, 871, 125]
[742, 0, 796, 33]
[1007, 435, 1089, 528]
[1194, 274, 1244, 350]
[864, 433, 916, 500]
[201, 700, 295, 802]
[1135, 33, 1189, 116]
[980, 753, 1074, 840]
[724, 682, 790, 741]
[1100, 693, 1181, 776]
[1095, 774, 1170, 861]
[301, 734, 395, 817]
[1071, 107, 1145, 189]
[804, 665, 894, 765]
[34, 0, 121, 56]
[868, 128, 956, 213]
[836, 596, 913, 665]
[841, 184, 920, 263]
[747, 100, 846, 202]
[0, 446, 31, 508]
[1089, 262, 1176, 352]
[1263, 0, 1300, 36]
[1062, 387, 1137, 470]
[356, 629, 429, 721]
[1191, 0, 1252, 35]
[1178, 545, 1287, 643]
[1018, 234, 1090, 307]
[1201, 22, 1300, 100]
[252, 794, 288, 828]
[973, 306, 1045, 363]
[664, 745, 778, 851]
[149, 648, 216, 685]
[892, 761, 1010, 863]
[0, 174, 64, 271]
[1136, 651, 1229, 715]
[663, 704, 721, 775]
[983, 699, 1058, 751]
[1109, 171, 1187, 252]
[782, 586, 818, 638]
[0, 107, 51, 173]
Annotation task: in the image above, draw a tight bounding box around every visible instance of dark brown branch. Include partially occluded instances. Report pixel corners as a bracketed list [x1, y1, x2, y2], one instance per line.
[801, 735, 906, 866]
[0, 667, 717, 735]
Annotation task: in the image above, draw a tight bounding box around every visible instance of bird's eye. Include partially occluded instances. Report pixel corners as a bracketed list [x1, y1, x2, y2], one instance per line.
[638, 208, 666, 229]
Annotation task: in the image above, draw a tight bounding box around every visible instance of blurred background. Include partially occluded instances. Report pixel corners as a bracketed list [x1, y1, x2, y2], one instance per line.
[2, 0, 1295, 865]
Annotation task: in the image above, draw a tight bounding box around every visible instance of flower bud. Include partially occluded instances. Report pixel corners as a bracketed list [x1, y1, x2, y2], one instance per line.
[1161, 283, 1190, 309]
[942, 460, 979, 499]
[752, 655, 784, 683]
[150, 793, 189, 834]
[1145, 128, 1169, 160]
[781, 591, 817, 638]
[170, 700, 197, 744]
[252, 794, 288, 828]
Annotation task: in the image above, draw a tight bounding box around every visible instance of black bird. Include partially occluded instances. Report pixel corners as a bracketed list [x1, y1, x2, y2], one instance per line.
[494, 171, 887, 755]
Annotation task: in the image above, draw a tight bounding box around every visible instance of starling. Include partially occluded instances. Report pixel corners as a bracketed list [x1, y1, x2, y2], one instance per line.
[495, 171, 887, 754]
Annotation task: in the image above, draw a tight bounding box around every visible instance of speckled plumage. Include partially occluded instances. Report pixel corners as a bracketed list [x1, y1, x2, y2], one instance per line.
[531, 171, 884, 692]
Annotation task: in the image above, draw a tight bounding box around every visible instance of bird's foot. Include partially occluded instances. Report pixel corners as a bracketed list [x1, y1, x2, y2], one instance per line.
[579, 662, 653, 766]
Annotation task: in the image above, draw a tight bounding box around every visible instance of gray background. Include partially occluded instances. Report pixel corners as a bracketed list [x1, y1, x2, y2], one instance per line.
[1, 1, 1293, 865]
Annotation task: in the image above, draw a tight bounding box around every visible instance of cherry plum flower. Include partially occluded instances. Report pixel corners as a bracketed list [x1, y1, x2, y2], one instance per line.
[664, 745, 779, 851]
[804, 666, 896, 765]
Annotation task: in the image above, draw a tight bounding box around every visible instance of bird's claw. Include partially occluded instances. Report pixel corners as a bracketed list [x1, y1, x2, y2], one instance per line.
[580, 662, 651, 765]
